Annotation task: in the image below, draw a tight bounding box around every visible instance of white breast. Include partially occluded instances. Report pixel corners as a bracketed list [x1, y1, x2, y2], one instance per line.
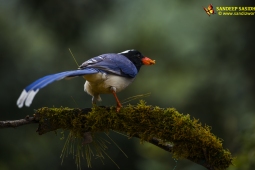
[83, 72, 135, 97]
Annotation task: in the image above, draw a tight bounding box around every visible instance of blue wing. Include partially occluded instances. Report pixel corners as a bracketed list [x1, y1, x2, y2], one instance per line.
[17, 68, 99, 108]
[79, 53, 138, 78]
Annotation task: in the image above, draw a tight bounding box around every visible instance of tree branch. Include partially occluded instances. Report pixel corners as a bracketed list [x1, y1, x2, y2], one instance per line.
[0, 115, 38, 128]
[0, 101, 233, 170]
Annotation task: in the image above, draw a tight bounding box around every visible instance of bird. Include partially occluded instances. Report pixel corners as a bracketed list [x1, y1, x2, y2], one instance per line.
[17, 49, 155, 111]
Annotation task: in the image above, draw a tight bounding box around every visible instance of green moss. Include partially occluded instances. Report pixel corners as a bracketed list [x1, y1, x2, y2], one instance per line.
[35, 101, 233, 170]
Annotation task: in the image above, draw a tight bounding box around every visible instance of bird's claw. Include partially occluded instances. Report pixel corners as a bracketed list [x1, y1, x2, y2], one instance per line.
[116, 105, 122, 112]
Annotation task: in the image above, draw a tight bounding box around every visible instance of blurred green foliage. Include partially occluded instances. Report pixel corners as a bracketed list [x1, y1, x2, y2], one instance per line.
[0, 0, 254, 169]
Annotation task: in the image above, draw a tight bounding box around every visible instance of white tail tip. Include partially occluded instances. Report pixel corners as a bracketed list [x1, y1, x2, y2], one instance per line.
[17, 90, 28, 108]
[25, 89, 39, 107]
[17, 89, 39, 108]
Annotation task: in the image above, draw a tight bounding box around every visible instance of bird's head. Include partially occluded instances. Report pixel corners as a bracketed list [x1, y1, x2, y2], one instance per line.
[119, 49, 155, 71]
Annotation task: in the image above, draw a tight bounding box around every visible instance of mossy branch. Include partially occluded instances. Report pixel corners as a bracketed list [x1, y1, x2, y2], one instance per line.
[0, 101, 233, 169]
[32, 101, 232, 170]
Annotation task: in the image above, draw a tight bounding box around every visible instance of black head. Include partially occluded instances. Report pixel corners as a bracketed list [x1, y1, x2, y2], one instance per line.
[119, 49, 155, 71]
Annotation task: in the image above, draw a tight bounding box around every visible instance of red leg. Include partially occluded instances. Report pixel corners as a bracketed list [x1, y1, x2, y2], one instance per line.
[110, 87, 122, 112]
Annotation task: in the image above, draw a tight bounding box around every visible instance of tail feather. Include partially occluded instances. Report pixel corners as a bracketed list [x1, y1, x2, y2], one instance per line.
[17, 68, 99, 108]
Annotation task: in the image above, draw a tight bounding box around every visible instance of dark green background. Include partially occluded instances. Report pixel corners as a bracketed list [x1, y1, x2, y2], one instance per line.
[0, 0, 254, 169]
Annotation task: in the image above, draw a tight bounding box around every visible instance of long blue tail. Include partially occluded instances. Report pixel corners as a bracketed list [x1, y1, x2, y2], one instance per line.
[17, 68, 99, 108]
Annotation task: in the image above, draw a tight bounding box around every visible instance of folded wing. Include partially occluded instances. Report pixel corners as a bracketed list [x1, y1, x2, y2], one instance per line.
[79, 53, 138, 78]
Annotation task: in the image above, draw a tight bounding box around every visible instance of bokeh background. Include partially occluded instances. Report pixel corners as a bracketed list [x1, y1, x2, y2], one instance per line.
[0, 0, 255, 169]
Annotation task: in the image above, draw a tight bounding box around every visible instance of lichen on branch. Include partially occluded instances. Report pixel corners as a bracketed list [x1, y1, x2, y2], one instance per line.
[35, 100, 233, 170]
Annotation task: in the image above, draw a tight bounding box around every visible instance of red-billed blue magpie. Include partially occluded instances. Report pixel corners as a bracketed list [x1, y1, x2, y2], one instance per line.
[17, 49, 155, 111]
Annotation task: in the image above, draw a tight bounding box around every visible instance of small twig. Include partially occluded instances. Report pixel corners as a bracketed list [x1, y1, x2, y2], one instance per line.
[148, 137, 173, 151]
[0, 115, 38, 128]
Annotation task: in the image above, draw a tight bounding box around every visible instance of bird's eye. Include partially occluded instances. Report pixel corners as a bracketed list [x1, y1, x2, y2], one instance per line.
[136, 53, 141, 57]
